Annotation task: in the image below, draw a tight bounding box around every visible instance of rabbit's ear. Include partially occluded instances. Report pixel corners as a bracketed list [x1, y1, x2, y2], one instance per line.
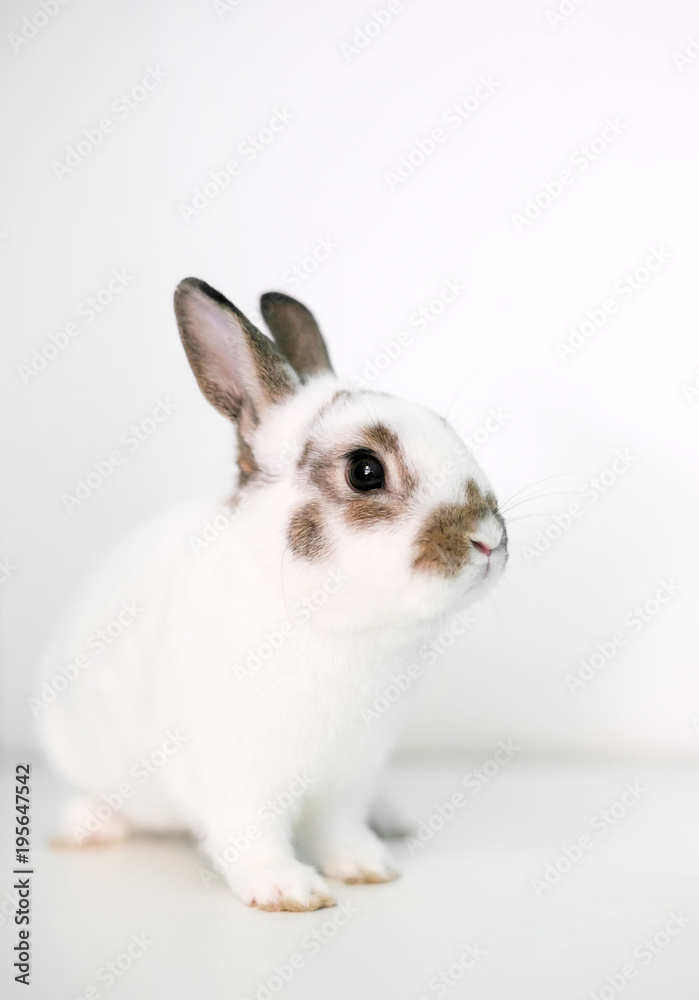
[174, 278, 299, 434]
[260, 291, 334, 380]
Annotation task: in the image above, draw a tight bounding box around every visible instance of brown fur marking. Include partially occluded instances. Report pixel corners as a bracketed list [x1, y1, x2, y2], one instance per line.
[343, 496, 396, 526]
[363, 423, 418, 494]
[296, 420, 418, 529]
[342, 869, 400, 885]
[298, 438, 318, 470]
[287, 502, 328, 560]
[254, 893, 336, 912]
[236, 428, 259, 485]
[242, 319, 298, 406]
[412, 503, 477, 577]
[412, 480, 501, 577]
[466, 479, 491, 519]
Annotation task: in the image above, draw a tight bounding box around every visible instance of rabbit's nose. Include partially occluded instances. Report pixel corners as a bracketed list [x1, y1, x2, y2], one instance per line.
[471, 539, 492, 557]
[469, 521, 504, 557]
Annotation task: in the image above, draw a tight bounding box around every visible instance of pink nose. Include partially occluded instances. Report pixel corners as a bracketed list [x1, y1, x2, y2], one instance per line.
[471, 540, 492, 557]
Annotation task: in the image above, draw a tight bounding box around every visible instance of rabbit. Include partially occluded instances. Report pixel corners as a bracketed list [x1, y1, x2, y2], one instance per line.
[36, 277, 508, 912]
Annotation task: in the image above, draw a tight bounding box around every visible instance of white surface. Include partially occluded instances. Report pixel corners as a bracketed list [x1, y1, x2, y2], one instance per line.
[2, 0, 699, 761]
[1, 758, 698, 998]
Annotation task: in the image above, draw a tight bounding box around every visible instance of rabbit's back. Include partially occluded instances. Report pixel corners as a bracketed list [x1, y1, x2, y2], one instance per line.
[36, 498, 221, 799]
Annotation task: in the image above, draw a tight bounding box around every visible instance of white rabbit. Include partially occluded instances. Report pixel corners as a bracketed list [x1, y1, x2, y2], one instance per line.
[37, 278, 507, 911]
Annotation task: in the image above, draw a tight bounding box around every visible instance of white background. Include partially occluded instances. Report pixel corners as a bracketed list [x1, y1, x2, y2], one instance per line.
[2, 0, 699, 762]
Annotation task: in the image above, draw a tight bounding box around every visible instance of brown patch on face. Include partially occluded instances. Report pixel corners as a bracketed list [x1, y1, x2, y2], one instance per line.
[473, 482, 505, 530]
[363, 422, 400, 454]
[363, 423, 419, 494]
[298, 437, 318, 471]
[309, 454, 339, 499]
[287, 501, 328, 560]
[412, 503, 479, 577]
[412, 480, 502, 577]
[296, 421, 417, 529]
[466, 479, 492, 519]
[342, 495, 396, 526]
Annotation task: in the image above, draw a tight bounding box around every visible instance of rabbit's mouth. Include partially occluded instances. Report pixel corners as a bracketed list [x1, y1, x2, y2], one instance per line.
[411, 486, 506, 582]
[484, 536, 509, 574]
[457, 540, 508, 600]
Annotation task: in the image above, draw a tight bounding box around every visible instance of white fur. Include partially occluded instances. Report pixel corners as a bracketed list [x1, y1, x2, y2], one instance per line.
[38, 354, 506, 911]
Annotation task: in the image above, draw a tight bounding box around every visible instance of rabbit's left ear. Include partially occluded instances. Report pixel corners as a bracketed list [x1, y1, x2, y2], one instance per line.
[260, 292, 334, 380]
[174, 278, 299, 436]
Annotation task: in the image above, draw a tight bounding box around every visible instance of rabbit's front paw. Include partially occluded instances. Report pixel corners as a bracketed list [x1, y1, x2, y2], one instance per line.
[320, 827, 401, 885]
[232, 860, 336, 912]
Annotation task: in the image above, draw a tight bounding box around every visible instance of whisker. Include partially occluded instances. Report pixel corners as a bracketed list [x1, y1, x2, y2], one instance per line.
[443, 395, 476, 427]
[503, 513, 555, 525]
[441, 361, 504, 425]
[505, 575, 527, 604]
[498, 472, 590, 509]
[501, 490, 582, 515]
[490, 575, 526, 612]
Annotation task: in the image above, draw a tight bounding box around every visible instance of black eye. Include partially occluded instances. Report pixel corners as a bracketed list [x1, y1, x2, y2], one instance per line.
[346, 452, 385, 492]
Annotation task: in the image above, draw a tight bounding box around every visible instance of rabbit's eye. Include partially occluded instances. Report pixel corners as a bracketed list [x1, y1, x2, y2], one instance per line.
[346, 452, 385, 492]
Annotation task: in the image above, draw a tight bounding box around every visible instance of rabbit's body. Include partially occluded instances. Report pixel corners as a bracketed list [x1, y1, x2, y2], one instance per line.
[38, 283, 507, 910]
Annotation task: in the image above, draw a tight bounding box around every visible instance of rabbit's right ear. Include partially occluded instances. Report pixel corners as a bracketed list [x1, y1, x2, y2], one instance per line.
[174, 278, 299, 435]
[260, 291, 334, 380]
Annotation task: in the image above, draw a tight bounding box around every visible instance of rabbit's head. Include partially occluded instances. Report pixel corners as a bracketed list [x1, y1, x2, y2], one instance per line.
[175, 279, 507, 630]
